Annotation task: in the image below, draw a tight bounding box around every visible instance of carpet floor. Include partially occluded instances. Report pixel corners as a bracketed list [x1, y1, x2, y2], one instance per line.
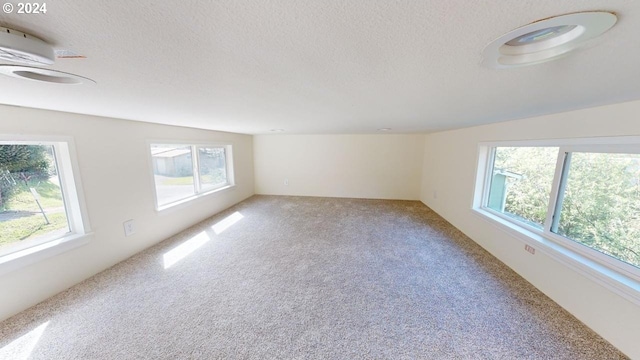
[0, 196, 627, 359]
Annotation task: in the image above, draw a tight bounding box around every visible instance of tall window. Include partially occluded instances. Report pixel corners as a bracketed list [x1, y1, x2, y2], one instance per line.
[150, 143, 233, 209]
[0, 140, 87, 260]
[478, 142, 640, 278]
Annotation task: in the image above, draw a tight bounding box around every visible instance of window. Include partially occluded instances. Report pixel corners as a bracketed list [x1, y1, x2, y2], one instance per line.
[150, 143, 233, 209]
[197, 147, 228, 191]
[0, 138, 89, 270]
[486, 147, 558, 229]
[477, 140, 640, 282]
[151, 145, 196, 205]
[551, 151, 640, 269]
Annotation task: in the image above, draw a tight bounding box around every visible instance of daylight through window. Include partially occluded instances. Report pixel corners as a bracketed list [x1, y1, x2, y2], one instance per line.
[552, 152, 640, 269]
[480, 143, 640, 276]
[0, 140, 85, 259]
[150, 143, 233, 208]
[487, 147, 558, 229]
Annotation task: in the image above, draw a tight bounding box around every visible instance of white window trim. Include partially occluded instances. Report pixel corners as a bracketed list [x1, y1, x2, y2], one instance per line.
[472, 136, 640, 306]
[0, 135, 92, 276]
[147, 140, 235, 211]
[155, 184, 236, 212]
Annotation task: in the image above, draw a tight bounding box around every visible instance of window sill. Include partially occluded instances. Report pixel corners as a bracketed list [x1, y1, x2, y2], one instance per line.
[155, 184, 236, 212]
[471, 208, 640, 306]
[0, 233, 92, 276]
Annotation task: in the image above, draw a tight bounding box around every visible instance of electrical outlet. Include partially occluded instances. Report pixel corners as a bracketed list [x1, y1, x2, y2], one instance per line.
[284, 178, 289, 186]
[525, 244, 535, 255]
[433, 191, 438, 199]
[123, 219, 135, 237]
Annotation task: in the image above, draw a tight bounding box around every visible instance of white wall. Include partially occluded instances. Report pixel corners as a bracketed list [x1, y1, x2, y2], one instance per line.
[420, 100, 640, 358]
[0, 105, 254, 322]
[4, 100, 637, 356]
[254, 134, 424, 200]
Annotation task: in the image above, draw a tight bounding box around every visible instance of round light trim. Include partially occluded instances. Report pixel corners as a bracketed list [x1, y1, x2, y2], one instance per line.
[0, 65, 96, 85]
[483, 12, 617, 69]
[505, 25, 578, 46]
[0, 27, 55, 65]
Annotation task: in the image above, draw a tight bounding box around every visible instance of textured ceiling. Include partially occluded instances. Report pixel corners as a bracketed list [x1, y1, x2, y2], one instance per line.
[0, 1, 639, 134]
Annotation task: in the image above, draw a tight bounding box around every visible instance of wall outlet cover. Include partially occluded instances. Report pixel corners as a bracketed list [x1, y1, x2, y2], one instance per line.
[525, 244, 536, 255]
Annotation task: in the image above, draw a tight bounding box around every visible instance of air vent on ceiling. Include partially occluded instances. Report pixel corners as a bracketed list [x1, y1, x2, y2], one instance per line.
[0, 27, 55, 65]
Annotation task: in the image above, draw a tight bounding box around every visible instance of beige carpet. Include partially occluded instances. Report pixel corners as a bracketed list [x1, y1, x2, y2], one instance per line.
[0, 195, 627, 359]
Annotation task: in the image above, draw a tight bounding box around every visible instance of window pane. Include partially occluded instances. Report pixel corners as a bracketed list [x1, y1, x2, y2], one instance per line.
[0, 144, 70, 255]
[487, 147, 558, 229]
[198, 147, 227, 191]
[151, 145, 195, 206]
[554, 152, 640, 268]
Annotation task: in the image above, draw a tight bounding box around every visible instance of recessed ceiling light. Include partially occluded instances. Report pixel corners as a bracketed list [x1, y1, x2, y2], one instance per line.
[0, 27, 55, 65]
[483, 12, 617, 69]
[269, 129, 285, 132]
[377, 128, 392, 131]
[0, 65, 96, 85]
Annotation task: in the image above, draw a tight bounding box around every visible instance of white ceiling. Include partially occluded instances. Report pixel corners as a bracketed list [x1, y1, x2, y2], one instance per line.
[0, 1, 639, 134]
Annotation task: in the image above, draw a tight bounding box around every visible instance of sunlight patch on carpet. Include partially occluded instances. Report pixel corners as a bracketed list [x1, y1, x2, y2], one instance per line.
[0, 321, 49, 360]
[163, 231, 211, 269]
[163, 212, 243, 269]
[211, 211, 244, 235]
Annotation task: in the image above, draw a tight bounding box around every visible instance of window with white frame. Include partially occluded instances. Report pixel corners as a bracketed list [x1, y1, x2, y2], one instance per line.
[150, 143, 233, 209]
[0, 139, 89, 264]
[476, 140, 640, 281]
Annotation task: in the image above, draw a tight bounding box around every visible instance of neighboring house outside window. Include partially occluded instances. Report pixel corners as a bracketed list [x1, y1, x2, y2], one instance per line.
[149, 143, 233, 210]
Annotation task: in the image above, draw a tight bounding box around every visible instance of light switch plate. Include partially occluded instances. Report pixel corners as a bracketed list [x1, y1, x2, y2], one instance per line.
[123, 219, 135, 236]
